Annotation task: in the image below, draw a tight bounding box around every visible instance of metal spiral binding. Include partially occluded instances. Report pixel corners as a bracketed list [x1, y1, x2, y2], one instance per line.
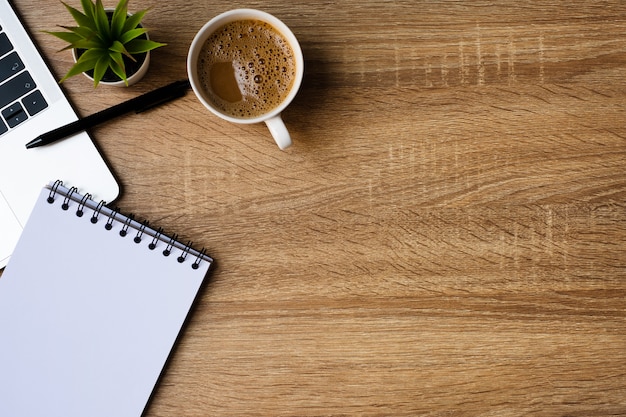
[192, 248, 208, 270]
[47, 181, 210, 269]
[98, 211, 204, 267]
[149, 227, 164, 250]
[91, 200, 106, 224]
[119, 214, 134, 237]
[47, 180, 63, 203]
[177, 241, 193, 263]
[61, 187, 78, 211]
[134, 221, 149, 243]
[76, 193, 92, 218]
[163, 234, 178, 257]
[105, 207, 119, 230]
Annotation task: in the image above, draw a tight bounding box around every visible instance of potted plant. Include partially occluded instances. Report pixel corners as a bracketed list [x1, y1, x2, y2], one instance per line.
[46, 0, 165, 87]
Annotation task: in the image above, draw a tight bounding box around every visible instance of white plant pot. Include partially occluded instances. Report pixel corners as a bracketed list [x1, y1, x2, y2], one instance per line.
[71, 47, 151, 87]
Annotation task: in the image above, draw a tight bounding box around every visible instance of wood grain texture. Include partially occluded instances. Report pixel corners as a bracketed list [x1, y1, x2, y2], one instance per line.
[4, 1, 626, 415]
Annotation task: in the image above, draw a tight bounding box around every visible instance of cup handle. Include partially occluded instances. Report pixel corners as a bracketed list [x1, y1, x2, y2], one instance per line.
[265, 115, 292, 150]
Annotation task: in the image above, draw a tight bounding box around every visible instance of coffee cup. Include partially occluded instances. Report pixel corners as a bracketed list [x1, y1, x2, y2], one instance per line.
[187, 9, 304, 150]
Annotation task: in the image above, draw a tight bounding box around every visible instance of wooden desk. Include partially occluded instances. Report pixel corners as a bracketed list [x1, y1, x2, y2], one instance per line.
[7, 1, 626, 415]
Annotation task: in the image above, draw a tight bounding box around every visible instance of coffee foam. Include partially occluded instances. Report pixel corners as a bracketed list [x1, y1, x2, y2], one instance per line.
[197, 20, 296, 119]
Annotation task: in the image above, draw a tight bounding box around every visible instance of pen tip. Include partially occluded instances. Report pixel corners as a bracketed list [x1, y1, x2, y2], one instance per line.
[25, 138, 41, 149]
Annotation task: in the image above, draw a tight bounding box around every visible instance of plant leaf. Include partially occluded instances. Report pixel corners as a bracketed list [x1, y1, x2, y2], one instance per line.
[109, 50, 125, 69]
[125, 38, 166, 54]
[93, 0, 111, 43]
[119, 27, 148, 44]
[72, 38, 105, 49]
[79, 0, 96, 22]
[62, 1, 94, 30]
[109, 50, 127, 79]
[109, 57, 128, 86]
[59, 55, 98, 83]
[79, 47, 108, 61]
[111, 0, 128, 39]
[122, 9, 147, 32]
[92, 54, 111, 87]
[59, 25, 96, 40]
[44, 30, 84, 45]
[109, 40, 133, 59]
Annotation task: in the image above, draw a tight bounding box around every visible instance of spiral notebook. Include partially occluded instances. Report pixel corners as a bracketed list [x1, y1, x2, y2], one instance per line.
[0, 181, 213, 417]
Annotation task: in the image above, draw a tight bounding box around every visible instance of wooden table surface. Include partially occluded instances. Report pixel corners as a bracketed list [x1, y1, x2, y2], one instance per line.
[8, 1, 626, 415]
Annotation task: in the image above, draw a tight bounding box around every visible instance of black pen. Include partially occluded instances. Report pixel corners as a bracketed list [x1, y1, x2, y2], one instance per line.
[26, 79, 191, 149]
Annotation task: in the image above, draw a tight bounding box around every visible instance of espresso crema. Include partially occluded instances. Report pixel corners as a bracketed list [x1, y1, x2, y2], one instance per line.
[197, 20, 297, 119]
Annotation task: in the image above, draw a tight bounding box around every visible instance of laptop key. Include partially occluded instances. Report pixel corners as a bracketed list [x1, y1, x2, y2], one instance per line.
[2, 102, 27, 128]
[22, 90, 48, 116]
[0, 32, 12, 56]
[0, 51, 24, 83]
[0, 71, 36, 109]
[0, 118, 7, 136]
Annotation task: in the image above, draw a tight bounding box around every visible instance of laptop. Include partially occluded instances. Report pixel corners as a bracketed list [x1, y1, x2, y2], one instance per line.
[0, 0, 119, 268]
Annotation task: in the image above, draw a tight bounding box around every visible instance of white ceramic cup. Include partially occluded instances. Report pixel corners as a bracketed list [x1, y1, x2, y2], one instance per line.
[187, 9, 304, 150]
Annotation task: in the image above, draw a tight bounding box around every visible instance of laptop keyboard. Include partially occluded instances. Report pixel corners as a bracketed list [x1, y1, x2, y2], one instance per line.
[0, 24, 48, 136]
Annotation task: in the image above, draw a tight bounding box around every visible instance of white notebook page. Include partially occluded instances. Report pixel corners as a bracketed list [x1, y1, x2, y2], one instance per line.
[0, 182, 212, 417]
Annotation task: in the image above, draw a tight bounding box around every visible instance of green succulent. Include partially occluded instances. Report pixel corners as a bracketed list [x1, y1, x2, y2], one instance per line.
[46, 0, 165, 87]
